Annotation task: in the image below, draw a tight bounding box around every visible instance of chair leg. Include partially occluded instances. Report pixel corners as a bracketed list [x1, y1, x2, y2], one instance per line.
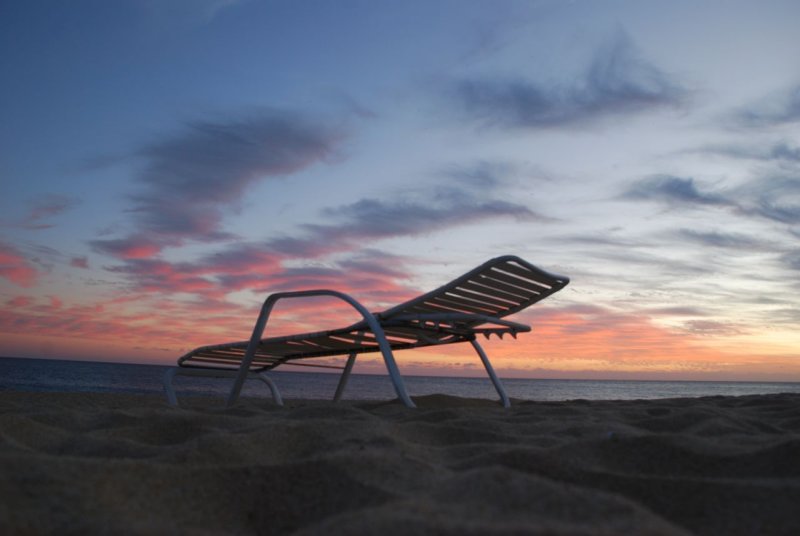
[164, 368, 284, 408]
[256, 372, 284, 406]
[163, 368, 179, 407]
[373, 330, 415, 408]
[470, 339, 511, 408]
[334, 353, 357, 402]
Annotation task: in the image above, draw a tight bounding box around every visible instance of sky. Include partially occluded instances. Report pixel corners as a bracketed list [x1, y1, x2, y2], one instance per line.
[2, 0, 799, 381]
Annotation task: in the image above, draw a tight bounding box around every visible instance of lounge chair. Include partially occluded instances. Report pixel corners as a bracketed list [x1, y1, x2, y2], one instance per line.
[163, 255, 569, 408]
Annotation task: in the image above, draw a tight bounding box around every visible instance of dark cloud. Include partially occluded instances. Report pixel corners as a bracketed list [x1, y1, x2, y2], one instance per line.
[21, 194, 79, 230]
[92, 110, 345, 258]
[264, 193, 539, 258]
[104, 242, 417, 307]
[453, 31, 686, 129]
[682, 319, 741, 336]
[746, 177, 800, 224]
[589, 249, 714, 277]
[442, 160, 514, 189]
[260, 167, 545, 258]
[734, 85, 800, 128]
[677, 229, 766, 249]
[104, 258, 217, 295]
[556, 233, 650, 248]
[138, 113, 340, 203]
[99, 155, 545, 298]
[318, 195, 537, 238]
[623, 175, 732, 207]
[771, 143, 800, 162]
[782, 251, 800, 271]
[752, 201, 800, 224]
[102, 170, 542, 298]
[70, 257, 89, 269]
[90, 234, 165, 260]
[695, 141, 800, 163]
[645, 306, 710, 317]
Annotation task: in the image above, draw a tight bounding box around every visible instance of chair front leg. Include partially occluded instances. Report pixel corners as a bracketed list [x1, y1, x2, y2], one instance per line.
[470, 339, 511, 408]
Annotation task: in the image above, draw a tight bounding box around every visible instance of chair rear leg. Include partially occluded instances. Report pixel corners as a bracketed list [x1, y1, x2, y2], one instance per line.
[256, 372, 284, 406]
[334, 353, 357, 402]
[470, 339, 511, 408]
[163, 368, 180, 406]
[165, 367, 284, 408]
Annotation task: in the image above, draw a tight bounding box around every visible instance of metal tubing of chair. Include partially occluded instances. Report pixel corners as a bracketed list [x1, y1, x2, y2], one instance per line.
[373, 328, 416, 408]
[257, 373, 284, 406]
[227, 289, 415, 408]
[334, 330, 364, 402]
[470, 339, 511, 408]
[163, 368, 179, 407]
[334, 354, 358, 402]
[228, 298, 278, 407]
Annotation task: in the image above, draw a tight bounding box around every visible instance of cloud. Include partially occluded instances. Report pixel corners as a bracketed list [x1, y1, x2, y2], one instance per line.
[695, 141, 800, 163]
[629, 173, 800, 226]
[265, 189, 542, 259]
[782, 251, 800, 271]
[7, 296, 33, 308]
[20, 194, 78, 230]
[70, 256, 89, 269]
[734, 85, 800, 128]
[682, 319, 741, 336]
[90, 234, 164, 260]
[677, 229, 766, 249]
[736, 176, 800, 225]
[623, 175, 732, 207]
[645, 306, 710, 317]
[255, 160, 545, 259]
[106, 182, 539, 297]
[744, 177, 800, 224]
[316, 195, 536, 239]
[99, 158, 545, 301]
[91, 110, 345, 258]
[105, 258, 218, 296]
[0, 241, 38, 287]
[453, 30, 686, 129]
[104, 245, 419, 315]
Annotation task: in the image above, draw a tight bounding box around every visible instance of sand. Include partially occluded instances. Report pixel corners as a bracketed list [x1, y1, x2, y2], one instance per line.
[1, 392, 800, 535]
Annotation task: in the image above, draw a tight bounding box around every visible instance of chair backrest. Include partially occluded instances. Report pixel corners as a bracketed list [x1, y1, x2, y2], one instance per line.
[378, 256, 569, 324]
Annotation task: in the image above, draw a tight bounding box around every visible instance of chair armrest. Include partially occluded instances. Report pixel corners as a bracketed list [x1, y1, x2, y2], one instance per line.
[228, 289, 393, 406]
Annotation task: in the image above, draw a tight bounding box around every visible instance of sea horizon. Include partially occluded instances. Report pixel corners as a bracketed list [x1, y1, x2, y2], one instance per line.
[3, 356, 800, 403]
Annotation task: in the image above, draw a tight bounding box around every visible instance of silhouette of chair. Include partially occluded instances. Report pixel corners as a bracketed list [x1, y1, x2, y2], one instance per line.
[163, 255, 569, 408]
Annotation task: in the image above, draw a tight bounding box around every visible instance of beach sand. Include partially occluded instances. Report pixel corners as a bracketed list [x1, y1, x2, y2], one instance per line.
[2, 392, 799, 535]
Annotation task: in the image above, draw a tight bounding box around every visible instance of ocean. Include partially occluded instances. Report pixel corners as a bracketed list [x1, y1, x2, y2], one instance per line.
[3, 356, 800, 403]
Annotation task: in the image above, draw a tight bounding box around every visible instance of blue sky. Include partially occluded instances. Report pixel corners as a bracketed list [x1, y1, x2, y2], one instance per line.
[2, 0, 799, 379]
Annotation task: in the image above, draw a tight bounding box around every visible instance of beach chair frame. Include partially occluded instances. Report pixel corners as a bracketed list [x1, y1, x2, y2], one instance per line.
[163, 256, 569, 408]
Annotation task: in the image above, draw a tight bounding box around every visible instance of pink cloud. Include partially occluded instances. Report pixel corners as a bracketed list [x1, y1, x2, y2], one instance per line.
[0, 242, 38, 287]
[90, 234, 163, 259]
[7, 296, 33, 308]
[70, 256, 90, 269]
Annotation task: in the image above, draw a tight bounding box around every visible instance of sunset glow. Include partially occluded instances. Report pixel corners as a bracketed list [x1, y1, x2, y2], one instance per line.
[2, 1, 799, 380]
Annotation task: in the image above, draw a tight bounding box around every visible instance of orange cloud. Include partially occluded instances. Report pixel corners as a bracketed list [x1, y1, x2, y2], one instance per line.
[2, 283, 795, 382]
